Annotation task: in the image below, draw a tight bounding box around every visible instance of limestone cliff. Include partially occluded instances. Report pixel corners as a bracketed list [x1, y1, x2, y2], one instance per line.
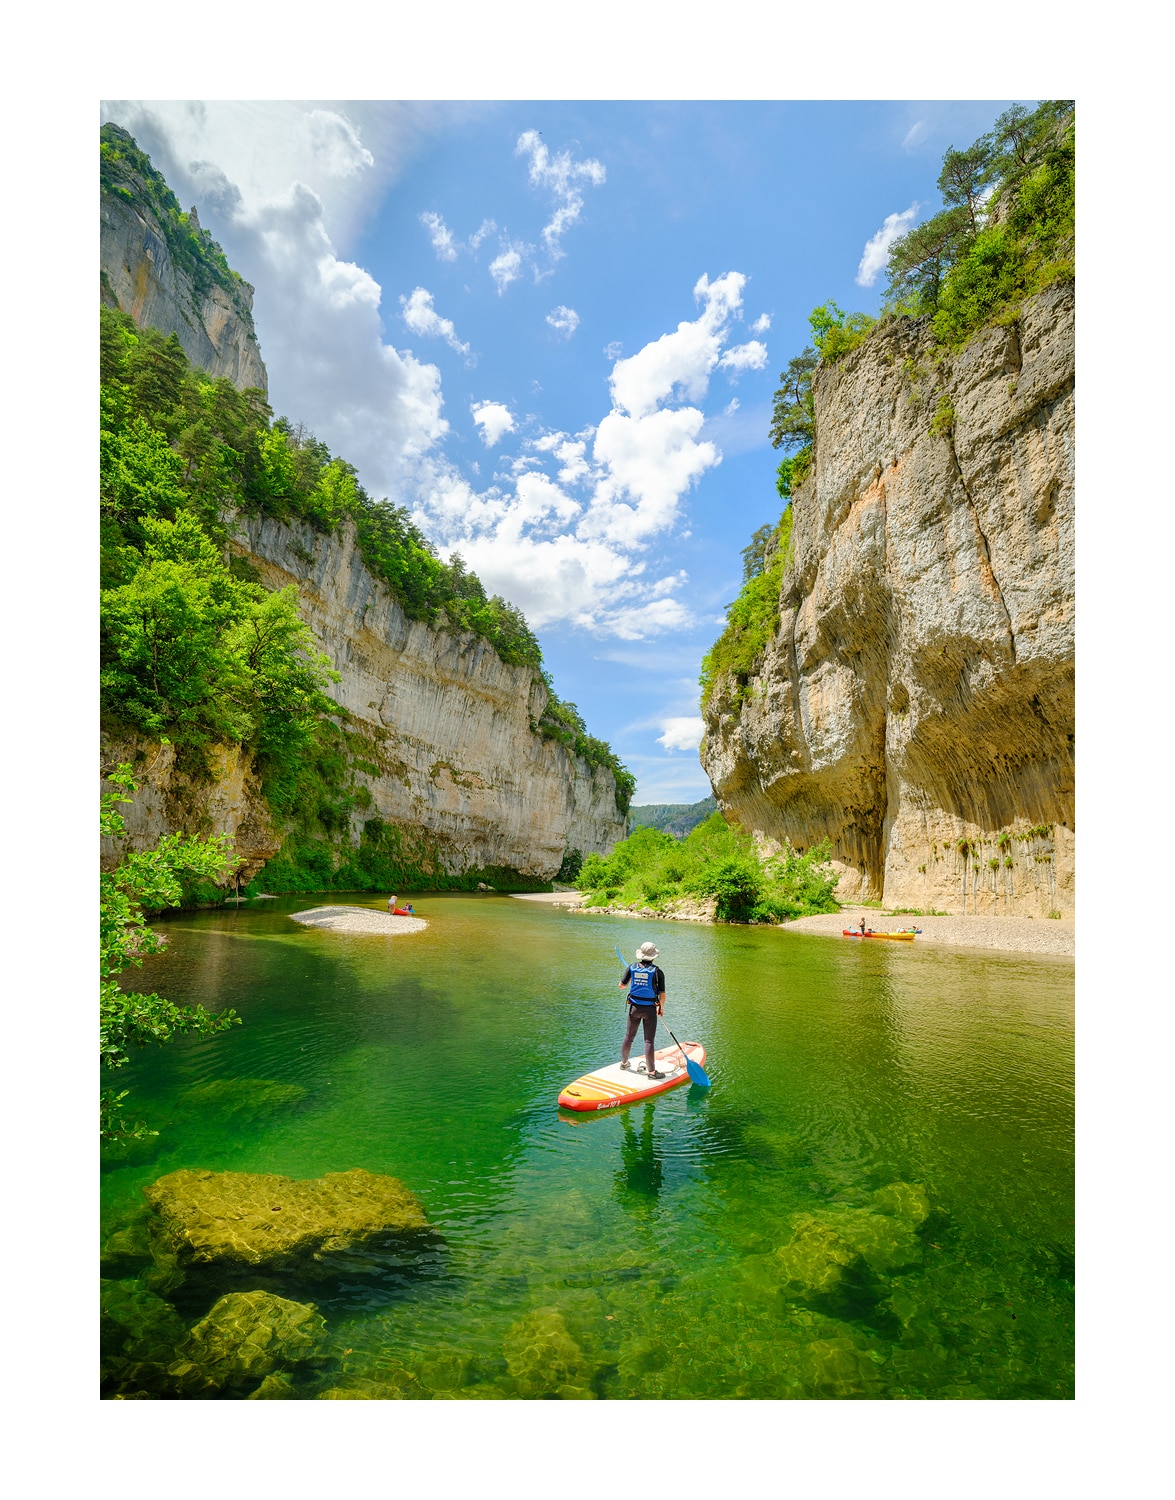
[701, 283, 1074, 917]
[102, 514, 627, 883]
[100, 124, 267, 394]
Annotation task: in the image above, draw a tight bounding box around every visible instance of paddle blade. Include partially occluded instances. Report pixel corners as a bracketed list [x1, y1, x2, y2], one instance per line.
[685, 1057, 712, 1088]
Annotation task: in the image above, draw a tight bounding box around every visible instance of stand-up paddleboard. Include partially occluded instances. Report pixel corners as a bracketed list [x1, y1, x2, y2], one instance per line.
[558, 1041, 707, 1111]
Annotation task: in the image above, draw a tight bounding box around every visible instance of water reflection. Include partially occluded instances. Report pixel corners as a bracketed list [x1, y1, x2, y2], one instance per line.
[614, 1104, 663, 1207]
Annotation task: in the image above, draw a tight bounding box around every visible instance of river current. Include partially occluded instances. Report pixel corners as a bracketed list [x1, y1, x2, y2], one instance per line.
[101, 893, 1074, 1399]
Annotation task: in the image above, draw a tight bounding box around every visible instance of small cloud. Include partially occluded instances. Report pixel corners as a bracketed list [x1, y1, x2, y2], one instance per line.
[604, 340, 624, 360]
[723, 398, 740, 416]
[515, 129, 606, 262]
[546, 304, 580, 338]
[489, 246, 523, 294]
[469, 218, 497, 250]
[471, 400, 516, 447]
[419, 210, 458, 263]
[750, 313, 772, 334]
[717, 340, 768, 377]
[903, 121, 927, 151]
[856, 203, 919, 287]
[399, 287, 470, 356]
[657, 716, 705, 752]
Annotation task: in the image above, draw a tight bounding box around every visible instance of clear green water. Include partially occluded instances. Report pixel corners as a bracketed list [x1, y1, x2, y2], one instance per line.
[102, 894, 1074, 1399]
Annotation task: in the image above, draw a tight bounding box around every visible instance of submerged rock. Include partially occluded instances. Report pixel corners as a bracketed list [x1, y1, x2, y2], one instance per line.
[247, 1372, 298, 1400]
[174, 1078, 307, 1127]
[100, 1278, 187, 1394]
[870, 1181, 932, 1226]
[799, 1337, 886, 1398]
[770, 1216, 863, 1299]
[100, 1207, 155, 1279]
[167, 1290, 326, 1395]
[316, 1371, 428, 1400]
[813, 1207, 923, 1274]
[142, 1167, 431, 1281]
[503, 1308, 590, 1398]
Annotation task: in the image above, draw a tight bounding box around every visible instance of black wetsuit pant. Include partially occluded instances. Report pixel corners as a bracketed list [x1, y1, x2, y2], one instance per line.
[622, 1002, 658, 1069]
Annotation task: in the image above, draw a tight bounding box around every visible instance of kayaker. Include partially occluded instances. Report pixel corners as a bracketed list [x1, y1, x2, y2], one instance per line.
[388, 894, 397, 913]
[618, 941, 667, 1079]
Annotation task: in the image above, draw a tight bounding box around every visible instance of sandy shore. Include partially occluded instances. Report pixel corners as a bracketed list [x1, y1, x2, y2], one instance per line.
[509, 891, 586, 905]
[289, 905, 428, 936]
[777, 905, 1073, 958]
[515, 890, 1071, 959]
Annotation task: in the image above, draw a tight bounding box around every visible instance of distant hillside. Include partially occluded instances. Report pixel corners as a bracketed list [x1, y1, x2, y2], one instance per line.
[628, 797, 717, 839]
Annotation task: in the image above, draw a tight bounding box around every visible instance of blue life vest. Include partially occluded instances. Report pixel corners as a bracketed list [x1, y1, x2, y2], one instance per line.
[628, 962, 659, 1005]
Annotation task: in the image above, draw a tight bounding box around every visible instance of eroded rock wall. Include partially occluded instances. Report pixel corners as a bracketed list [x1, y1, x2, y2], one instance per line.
[103, 516, 627, 882]
[701, 283, 1074, 916]
[101, 193, 268, 395]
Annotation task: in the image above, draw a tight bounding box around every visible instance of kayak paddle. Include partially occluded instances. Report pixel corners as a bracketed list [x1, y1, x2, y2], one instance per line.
[614, 945, 711, 1088]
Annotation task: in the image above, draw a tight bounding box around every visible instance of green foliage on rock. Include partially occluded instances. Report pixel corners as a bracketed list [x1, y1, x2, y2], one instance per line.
[885, 100, 1074, 347]
[101, 767, 242, 1138]
[576, 812, 839, 923]
[699, 503, 794, 711]
[101, 122, 241, 303]
[808, 301, 877, 363]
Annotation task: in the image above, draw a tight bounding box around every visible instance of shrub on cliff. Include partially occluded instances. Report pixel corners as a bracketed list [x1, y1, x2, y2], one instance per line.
[699, 504, 794, 711]
[576, 813, 838, 923]
[884, 99, 1074, 346]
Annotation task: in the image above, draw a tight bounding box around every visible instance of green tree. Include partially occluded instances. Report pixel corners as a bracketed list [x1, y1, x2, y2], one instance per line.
[769, 347, 817, 451]
[101, 767, 242, 1138]
[937, 142, 995, 234]
[884, 206, 972, 314]
[807, 301, 876, 363]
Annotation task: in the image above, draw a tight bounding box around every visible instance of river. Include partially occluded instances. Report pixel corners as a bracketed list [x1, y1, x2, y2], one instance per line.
[101, 892, 1074, 1399]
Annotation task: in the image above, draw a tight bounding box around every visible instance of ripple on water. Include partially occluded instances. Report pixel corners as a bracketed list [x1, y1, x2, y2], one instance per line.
[102, 895, 1073, 1399]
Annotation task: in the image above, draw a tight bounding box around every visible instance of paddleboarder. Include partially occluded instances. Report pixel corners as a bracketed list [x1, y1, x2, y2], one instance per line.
[618, 941, 667, 1079]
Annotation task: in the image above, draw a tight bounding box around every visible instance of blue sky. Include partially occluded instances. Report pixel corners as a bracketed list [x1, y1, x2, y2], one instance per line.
[101, 99, 1023, 802]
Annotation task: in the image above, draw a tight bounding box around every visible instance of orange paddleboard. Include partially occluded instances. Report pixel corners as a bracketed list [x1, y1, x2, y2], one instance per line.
[558, 1041, 707, 1111]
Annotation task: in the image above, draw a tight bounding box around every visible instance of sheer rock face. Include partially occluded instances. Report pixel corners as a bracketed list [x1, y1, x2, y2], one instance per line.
[701, 283, 1074, 915]
[100, 515, 626, 880]
[101, 191, 268, 395]
[230, 512, 627, 878]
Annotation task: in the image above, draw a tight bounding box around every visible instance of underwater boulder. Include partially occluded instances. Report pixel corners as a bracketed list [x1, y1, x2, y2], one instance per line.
[167, 1290, 327, 1395]
[174, 1079, 307, 1128]
[769, 1216, 863, 1299]
[811, 1207, 923, 1274]
[503, 1308, 589, 1398]
[316, 1371, 428, 1399]
[247, 1373, 298, 1399]
[799, 1337, 886, 1399]
[870, 1181, 932, 1226]
[100, 1278, 187, 1395]
[142, 1167, 432, 1281]
[100, 1207, 155, 1279]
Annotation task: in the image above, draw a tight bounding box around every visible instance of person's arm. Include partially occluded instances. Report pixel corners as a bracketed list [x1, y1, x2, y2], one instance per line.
[656, 968, 666, 1015]
[618, 966, 632, 991]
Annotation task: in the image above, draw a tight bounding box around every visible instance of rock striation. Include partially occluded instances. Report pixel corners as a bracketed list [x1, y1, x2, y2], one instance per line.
[101, 512, 627, 882]
[701, 283, 1074, 916]
[101, 125, 267, 393]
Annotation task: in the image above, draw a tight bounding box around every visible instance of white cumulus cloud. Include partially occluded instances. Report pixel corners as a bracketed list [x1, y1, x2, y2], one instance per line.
[750, 313, 772, 334]
[718, 340, 768, 377]
[546, 305, 580, 338]
[471, 401, 516, 446]
[609, 271, 746, 419]
[489, 246, 524, 294]
[657, 717, 705, 752]
[419, 210, 458, 262]
[516, 129, 606, 262]
[856, 203, 919, 287]
[400, 287, 470, 356]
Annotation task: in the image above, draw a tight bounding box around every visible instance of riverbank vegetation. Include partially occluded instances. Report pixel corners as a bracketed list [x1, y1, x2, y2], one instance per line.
[576, 813, 839, 923]
[101, 768, 241, 1138]
[705, 101, 1073, 716]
